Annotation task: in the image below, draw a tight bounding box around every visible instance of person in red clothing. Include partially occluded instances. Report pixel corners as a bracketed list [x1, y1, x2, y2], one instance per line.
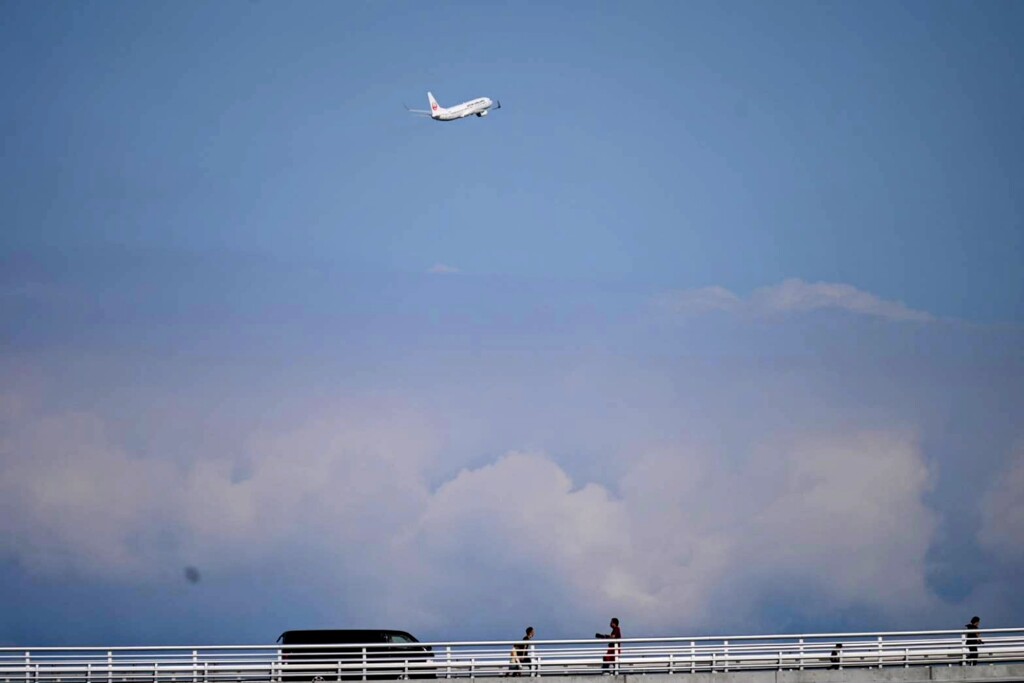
[596, 618, 621, 672]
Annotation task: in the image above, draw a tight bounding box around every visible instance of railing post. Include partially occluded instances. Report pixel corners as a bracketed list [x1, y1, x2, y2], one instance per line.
[724, 641, 729, 673]
[690, 641, 695, 674]
[24, 651, 31, 683]
[669, 651, 674, 674]
[961, 633, 967, 666]
[107, 651, 113, 683]
[904, 647, 909, 668]
[878, 636, 883, 668]
[192, 650, 198, 683]
[361, 647, 367, 682]
[798, 638, 804, 670]
[445, 646, 451, 679]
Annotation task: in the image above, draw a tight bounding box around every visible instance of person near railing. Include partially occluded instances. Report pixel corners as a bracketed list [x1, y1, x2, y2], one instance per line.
[829, 643, 843, 669]
[596, 618, 621, 672]
[508, 627, 535, 677]
[965, 616, 983, 665]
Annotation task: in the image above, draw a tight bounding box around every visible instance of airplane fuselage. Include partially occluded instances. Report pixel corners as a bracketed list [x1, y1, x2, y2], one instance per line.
[432, 97, 496, 121]
[407, 92, 500, 122]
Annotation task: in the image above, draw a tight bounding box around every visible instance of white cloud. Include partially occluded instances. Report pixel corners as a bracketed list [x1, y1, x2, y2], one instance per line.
[427, 263, 461, 275]
[390, 434, 940, 632]
[616, 448, 741, 623]
[0, 398, 440, 579]
[0, 411, 177, 577]
[978, 447, 1024, 560]
[751, 279, 934, 322]
[180, 404, 436, 548]
[409, 452, 630, 608]
[0, 389, 944, 633]
[743, 431, 937, 610]
[615, 432, 938, 625]
[659, 278, 934, 322]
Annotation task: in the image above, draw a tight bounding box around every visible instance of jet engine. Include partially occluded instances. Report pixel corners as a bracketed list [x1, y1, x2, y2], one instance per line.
[476, 110, 488, 117]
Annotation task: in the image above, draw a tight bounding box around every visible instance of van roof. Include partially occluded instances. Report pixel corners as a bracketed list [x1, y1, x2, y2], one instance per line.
[277, 630, 419, 644]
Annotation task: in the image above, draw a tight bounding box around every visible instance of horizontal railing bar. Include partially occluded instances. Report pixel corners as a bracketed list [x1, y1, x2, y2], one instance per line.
[5, 628, 1023, 652]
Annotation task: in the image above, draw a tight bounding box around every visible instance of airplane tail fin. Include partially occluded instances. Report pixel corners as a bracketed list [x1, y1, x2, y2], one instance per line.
[427, 91, 443, 115]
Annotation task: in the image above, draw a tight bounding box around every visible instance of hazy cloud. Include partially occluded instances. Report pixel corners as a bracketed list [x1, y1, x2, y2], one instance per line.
[427, 263, 461, 275]
[659, 278, 934, 322]
[656, 285, 742, 315]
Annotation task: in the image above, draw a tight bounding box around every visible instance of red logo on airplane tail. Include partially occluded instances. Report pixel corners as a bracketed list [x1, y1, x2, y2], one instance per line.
[431, 103, 438, 110]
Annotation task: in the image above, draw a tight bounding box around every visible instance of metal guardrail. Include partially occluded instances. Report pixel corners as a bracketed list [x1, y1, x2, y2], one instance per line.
[2, 628, 1022, 682]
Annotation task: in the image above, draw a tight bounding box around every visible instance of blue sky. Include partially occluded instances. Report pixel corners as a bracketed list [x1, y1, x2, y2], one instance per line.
[1, 0, 1022, 646]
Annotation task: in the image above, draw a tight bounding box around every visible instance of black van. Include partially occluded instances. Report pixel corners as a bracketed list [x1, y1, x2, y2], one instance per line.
[278, 630, 435, 681]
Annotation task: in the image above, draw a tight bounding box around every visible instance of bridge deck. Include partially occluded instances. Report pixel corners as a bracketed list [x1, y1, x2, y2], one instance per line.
[2, 628, 1021, 683]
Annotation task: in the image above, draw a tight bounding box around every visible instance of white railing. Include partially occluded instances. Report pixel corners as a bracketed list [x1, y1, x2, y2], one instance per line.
[1, 627, 1022, 682]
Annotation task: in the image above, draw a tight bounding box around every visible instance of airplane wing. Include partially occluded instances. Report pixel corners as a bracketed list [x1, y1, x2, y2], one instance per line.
[404, 104, 433, 116]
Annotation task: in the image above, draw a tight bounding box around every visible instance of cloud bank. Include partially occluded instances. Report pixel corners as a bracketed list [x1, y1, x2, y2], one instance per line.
[0, 401, 942, 636]
[0, 263, 1020, 645]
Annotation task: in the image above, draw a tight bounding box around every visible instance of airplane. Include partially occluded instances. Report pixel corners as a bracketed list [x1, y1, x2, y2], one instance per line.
[405, 91, 501, 121]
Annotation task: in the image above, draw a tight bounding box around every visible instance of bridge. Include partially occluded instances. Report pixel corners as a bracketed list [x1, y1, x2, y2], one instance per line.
[2, 627, 1022, 683]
